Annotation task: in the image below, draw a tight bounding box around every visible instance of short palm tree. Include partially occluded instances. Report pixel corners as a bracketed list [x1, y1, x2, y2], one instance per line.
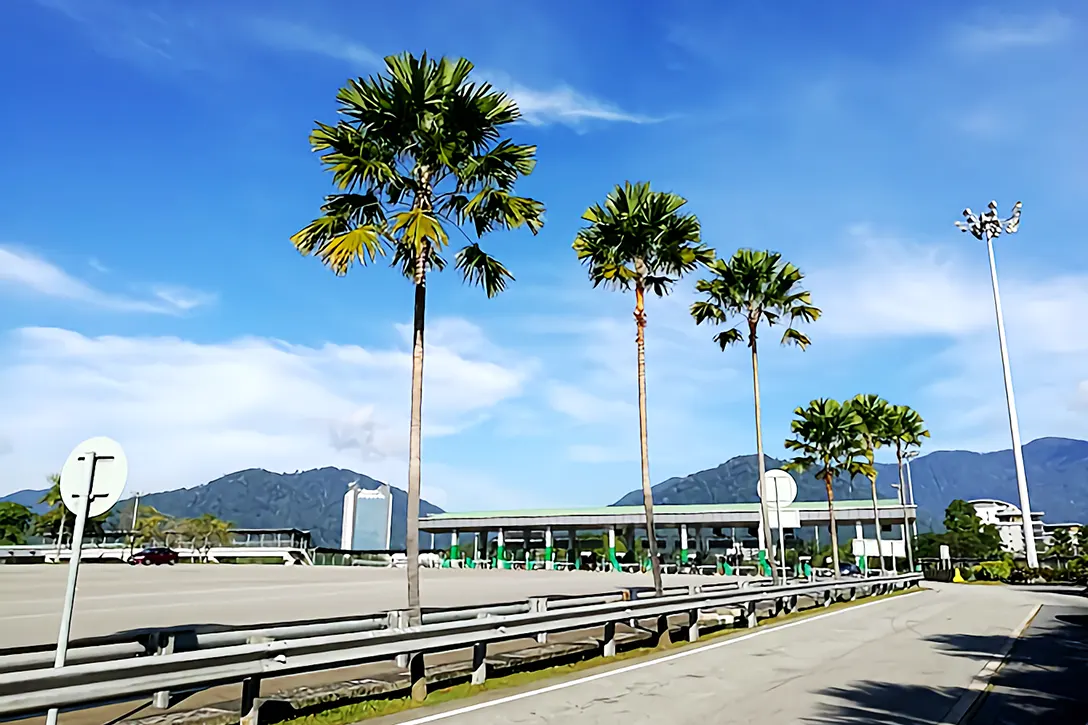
[783, 398, 869, 577]
[179, 513, 234, 562]
[884, 405, 930, 571]
[850, 394, 895, 573]
[573, 181, 713, 595]
[292, 53, 544, 622]
[690, 249, 820, 583]
[35, 472, 106, 548]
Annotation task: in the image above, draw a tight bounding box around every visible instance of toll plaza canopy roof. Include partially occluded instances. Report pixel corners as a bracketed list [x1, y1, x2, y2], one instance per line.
[419, 499, 914, 532]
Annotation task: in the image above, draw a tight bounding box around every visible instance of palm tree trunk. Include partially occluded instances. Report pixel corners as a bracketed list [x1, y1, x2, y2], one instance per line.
[825, 472, 841, 578]
[634, 276, 663, 596]
[896, 443, 914, 573]
[405, 248, 428, 625]
[749, 325, 779, 584]
[869, 475, 888, 573]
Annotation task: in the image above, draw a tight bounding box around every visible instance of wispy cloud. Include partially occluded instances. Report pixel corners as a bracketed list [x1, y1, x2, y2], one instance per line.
[245, 18, 382, 68]
[499, 80, 659, 128]
[0, 245, 214, 315]
[955, 11, 1072, 53]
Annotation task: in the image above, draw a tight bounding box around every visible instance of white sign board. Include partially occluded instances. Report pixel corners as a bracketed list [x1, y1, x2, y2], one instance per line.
[759, 469, 798, 506]
[939, 544, 951, 562]
[767, 509, 801, 529]
[851, 538, 906, 558]
[60, 436, 128, 518]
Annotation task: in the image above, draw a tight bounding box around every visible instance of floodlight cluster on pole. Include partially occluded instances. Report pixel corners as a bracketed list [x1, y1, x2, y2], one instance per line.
[954, 200, 1039, 568]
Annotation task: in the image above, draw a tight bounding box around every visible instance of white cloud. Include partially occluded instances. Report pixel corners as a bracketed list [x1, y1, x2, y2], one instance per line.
[955, 11, 1072, 53]
[244, 17, 382, 68]
[501, 81, 658, 128]
[0, 320, 531, 507]
[0, 246, 214, 315]
[547, 382, 635, 424]
[808, 227, 1088, 451]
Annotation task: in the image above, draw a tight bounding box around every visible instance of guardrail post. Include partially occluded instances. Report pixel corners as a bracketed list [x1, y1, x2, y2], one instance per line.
[152, 632, 175, 709]
[785, 594, 798, 614]
[602, 621, 617, 657]
[822, 590, 833, 608]
[773, 597, 785, 617]
[743, 602, 758, 628]
[240, 675, 261, 725]
[471, 642, 487, 685]
[655, 614, 671, 647]
[687, 609, 700, 642]
[529, 597, 548, 644]
[239, 635, 272, 725]
[387, 610, 411, 667]
[848, 587, 857, 601]
[409, 652, 427, 702]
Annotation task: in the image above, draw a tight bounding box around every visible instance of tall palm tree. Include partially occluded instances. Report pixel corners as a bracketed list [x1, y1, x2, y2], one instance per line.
[292, 53, 544, 622]
[850, 394, 894, 573]
[884, 405, 930, 571]
[690, 249, 820, 583]
[573, 181, 713, 595]
[783, 398, 869, 578]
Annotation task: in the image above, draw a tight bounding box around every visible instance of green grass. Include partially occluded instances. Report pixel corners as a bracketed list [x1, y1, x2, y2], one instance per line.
[275, 586, 922, 725]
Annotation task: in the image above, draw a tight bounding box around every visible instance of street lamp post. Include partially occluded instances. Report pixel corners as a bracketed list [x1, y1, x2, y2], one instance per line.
[904, 450, 919, 533]
[955, 200, 1039, 568]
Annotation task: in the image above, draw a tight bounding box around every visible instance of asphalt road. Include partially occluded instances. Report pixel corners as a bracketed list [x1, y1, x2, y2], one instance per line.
[0, 565, 738, 648]
[373, 583, 1064, 725]
[968, 593, 1088, 724]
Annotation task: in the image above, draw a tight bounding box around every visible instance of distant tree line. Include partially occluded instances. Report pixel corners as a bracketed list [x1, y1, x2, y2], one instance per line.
[0, 474, 234, 561]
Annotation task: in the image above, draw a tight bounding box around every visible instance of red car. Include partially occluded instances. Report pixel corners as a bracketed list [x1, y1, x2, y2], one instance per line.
[127, 547, 179, 566]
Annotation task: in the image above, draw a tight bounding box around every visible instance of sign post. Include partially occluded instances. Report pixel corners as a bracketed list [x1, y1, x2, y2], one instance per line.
[759, 469, 797, 580]
[46, 437, 127, 725]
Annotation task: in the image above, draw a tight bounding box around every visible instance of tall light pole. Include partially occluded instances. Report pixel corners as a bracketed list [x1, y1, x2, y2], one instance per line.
[955, 200, 1039, 567]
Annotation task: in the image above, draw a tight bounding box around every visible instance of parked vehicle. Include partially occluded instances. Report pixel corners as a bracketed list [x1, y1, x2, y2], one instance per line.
[839, 562, 863, 577]
[127, 547, 179, 566]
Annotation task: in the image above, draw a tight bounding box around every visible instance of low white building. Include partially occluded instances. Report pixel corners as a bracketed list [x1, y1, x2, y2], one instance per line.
[969, 499, 1045, 554]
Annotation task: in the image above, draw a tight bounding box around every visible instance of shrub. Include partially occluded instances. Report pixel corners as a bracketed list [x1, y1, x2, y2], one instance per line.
[976, 560, 1011, 581]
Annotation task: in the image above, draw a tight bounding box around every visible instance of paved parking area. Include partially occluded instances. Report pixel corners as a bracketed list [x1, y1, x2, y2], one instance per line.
[0, 564, 738, 647]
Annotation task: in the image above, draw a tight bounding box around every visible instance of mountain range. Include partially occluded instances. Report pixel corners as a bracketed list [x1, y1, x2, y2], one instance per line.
[613, 437, 1088, 531]
[4, 437, 1086, 547]
[2, 468, 445, 549]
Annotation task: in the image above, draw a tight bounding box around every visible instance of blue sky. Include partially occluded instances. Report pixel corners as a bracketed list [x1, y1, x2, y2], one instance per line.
[2, 0, 1086, 510]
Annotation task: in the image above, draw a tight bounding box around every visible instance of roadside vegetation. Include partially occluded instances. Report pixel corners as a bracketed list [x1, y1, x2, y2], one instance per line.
[0, 474, 233, 556]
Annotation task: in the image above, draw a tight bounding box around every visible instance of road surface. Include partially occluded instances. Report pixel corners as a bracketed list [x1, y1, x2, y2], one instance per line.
[0, 565, 738, 647]
[371, 583, 1081, 725]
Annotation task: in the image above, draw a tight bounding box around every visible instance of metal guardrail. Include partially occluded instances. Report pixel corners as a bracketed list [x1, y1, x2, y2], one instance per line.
[0, 574, 921, 718]
[0, 577, 758, 672]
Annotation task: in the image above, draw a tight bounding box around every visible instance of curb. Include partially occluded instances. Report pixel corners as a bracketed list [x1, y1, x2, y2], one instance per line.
[940, 602, 1042, 724]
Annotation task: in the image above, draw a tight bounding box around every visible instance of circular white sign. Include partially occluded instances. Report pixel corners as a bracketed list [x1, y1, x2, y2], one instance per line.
[60, 436, 128, 518]
[758, 469, 797, 506]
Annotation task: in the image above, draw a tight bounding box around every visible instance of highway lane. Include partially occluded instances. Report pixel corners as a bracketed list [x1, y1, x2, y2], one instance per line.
[0, 565, 741, 647]
[376, 583, 1054, 725]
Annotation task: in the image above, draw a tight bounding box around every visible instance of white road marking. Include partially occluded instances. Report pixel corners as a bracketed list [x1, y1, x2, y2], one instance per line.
[393, 589, 927, 725]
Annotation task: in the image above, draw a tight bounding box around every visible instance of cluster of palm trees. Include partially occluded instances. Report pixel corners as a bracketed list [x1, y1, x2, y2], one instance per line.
[783, 396, 929, 578]
[291, 52, 930, 618]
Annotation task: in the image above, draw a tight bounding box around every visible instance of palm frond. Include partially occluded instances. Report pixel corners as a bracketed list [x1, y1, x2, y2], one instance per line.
[455, 243, 514, 297]
[295, 52, 542, 294]
[573, 182, 706, 295]
[690, 248, 820, 354]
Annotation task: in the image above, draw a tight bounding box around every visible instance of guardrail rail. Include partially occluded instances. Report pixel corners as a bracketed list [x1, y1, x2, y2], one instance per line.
[0, 573, 921, 722]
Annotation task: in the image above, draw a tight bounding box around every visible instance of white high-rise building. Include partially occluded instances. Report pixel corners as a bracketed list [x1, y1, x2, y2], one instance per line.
[340, 481, 393, 551]
[969, 499, 1045, 555]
